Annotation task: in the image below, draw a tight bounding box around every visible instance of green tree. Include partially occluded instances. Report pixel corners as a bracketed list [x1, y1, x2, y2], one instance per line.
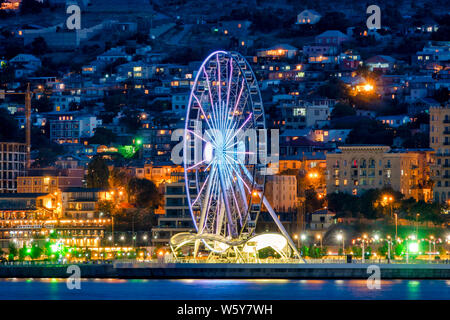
[0, 109, 20, 142]
[32, 95, 53, 113]
[300, 245, 309, 257]
[352, 246, 362, 257]
[30, 36, 49, 56]
[433, 87, 449, 105]
[89, 127, 117, 145]
[377, 242, 388, 257]
[8, 242, 17, 261]
[330, 103, 356, 119]
[86, 156, 109, 189]
[127, 178, 161, 208]
[317, 79, 349, 100]
[97, 200, 116, 217]
[394, 243, 404, 256]
[30, 245, 43, 260]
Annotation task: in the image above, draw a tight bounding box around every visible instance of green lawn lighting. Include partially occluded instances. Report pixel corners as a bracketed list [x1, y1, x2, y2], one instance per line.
[409, 242, 419, 253]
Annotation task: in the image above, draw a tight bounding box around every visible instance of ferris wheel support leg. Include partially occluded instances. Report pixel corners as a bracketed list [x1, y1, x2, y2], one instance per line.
[218, 168, 237, 237]
[194, 239, 200, 259]
[261, 195, 305, 262]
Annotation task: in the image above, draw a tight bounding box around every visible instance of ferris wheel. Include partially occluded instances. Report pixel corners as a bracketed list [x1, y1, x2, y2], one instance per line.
[175, 51, 300, 260]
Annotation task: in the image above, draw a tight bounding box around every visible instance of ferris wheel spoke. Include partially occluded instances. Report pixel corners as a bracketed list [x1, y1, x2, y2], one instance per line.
[218, 166, 237, 237]
[224, 77, 245, 135]
[192, 93, 215, 132]
[223, 154, 251, 193]
[199, 165, 218, 233]
[187, 159, 207, 171]
[222, 161, 243, 226]
[224, 57, 233, 128]
[203, 66, 220, 132]
[216, 53, 223, 130]
[224, 113, 253, 149]
[192, 174, 210, 207]
[186, 129, 208, 143]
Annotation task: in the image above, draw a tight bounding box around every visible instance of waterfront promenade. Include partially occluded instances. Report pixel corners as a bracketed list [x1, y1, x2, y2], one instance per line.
[1, 260, 450, 279]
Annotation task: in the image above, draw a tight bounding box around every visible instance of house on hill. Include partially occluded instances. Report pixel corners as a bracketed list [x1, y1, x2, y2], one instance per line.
[296, 9, 321, 25]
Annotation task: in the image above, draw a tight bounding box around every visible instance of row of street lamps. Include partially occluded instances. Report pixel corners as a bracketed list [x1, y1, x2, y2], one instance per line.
[293, 231, 450, 258]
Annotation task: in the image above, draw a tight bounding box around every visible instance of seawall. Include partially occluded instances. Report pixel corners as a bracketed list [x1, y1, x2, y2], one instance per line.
[114, 262, 450, 279]
[1, 262, 449, 279]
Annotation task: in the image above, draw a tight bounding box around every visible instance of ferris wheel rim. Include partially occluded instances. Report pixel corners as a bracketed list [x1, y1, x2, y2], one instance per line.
[183, 50, 266, 237]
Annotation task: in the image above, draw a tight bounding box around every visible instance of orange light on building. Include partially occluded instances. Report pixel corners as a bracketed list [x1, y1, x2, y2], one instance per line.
[308, 172, 319, 179]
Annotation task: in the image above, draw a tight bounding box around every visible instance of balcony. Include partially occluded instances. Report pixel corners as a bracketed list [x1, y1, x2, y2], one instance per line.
[444, 119, 450, 123]
[444, 130, 450, 135]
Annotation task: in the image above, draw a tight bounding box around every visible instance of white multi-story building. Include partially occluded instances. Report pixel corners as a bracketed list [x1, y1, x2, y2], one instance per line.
[50, 114, 102, 144]
[151, 177, 195, 246]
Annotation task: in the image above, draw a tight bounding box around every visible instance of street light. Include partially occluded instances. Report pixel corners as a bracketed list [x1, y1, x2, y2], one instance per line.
[381, 194, 394, 217]
[336, 232, 344, 254]
[387, 235, 392, 262]
[316, 234, 322, 250]
[394, 213, 398, 240]
[362, 234, 368, 263]
[416, 213, 420, 235]
[293, 234, 300, 249]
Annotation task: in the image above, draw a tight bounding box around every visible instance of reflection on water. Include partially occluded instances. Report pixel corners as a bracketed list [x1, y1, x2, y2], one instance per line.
[0, 278, 448, 300]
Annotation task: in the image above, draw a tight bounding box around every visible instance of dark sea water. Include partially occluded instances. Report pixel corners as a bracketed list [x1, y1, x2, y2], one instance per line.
[0, 279, 449, 300]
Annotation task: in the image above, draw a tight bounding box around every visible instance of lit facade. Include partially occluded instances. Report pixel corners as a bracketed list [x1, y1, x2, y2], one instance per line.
[0, 193, 57, 248]
[326, 145, 432, 201]
[151, 177, 195, 245]
[144, 164, 183, 186]
[17, 168, 84, 193]
[430, 105, 450, 203]
[0, 142, 26, 193]
[264, 175, 297, 213]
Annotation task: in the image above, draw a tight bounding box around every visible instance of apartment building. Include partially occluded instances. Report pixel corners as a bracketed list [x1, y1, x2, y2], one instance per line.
[0, 142, 27, 193]
[264, 175, 298, 213]
[0, 193, 57, 248]
[430, 105, 450, 203]
[326, 145, 432, 201]
[17, 168, 84, 193]
[151, 175, 195, 246]
[49, 114, 102, 144]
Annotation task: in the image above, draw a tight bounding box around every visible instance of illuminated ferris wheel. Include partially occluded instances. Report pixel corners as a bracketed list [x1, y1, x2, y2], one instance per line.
[170, 51, 300, 260]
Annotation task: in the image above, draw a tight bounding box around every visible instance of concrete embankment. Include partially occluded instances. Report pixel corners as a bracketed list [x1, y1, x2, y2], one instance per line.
[1, 263, 449, 279]
[0, 264, 116, 278]
[115, 262, 450, 279]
